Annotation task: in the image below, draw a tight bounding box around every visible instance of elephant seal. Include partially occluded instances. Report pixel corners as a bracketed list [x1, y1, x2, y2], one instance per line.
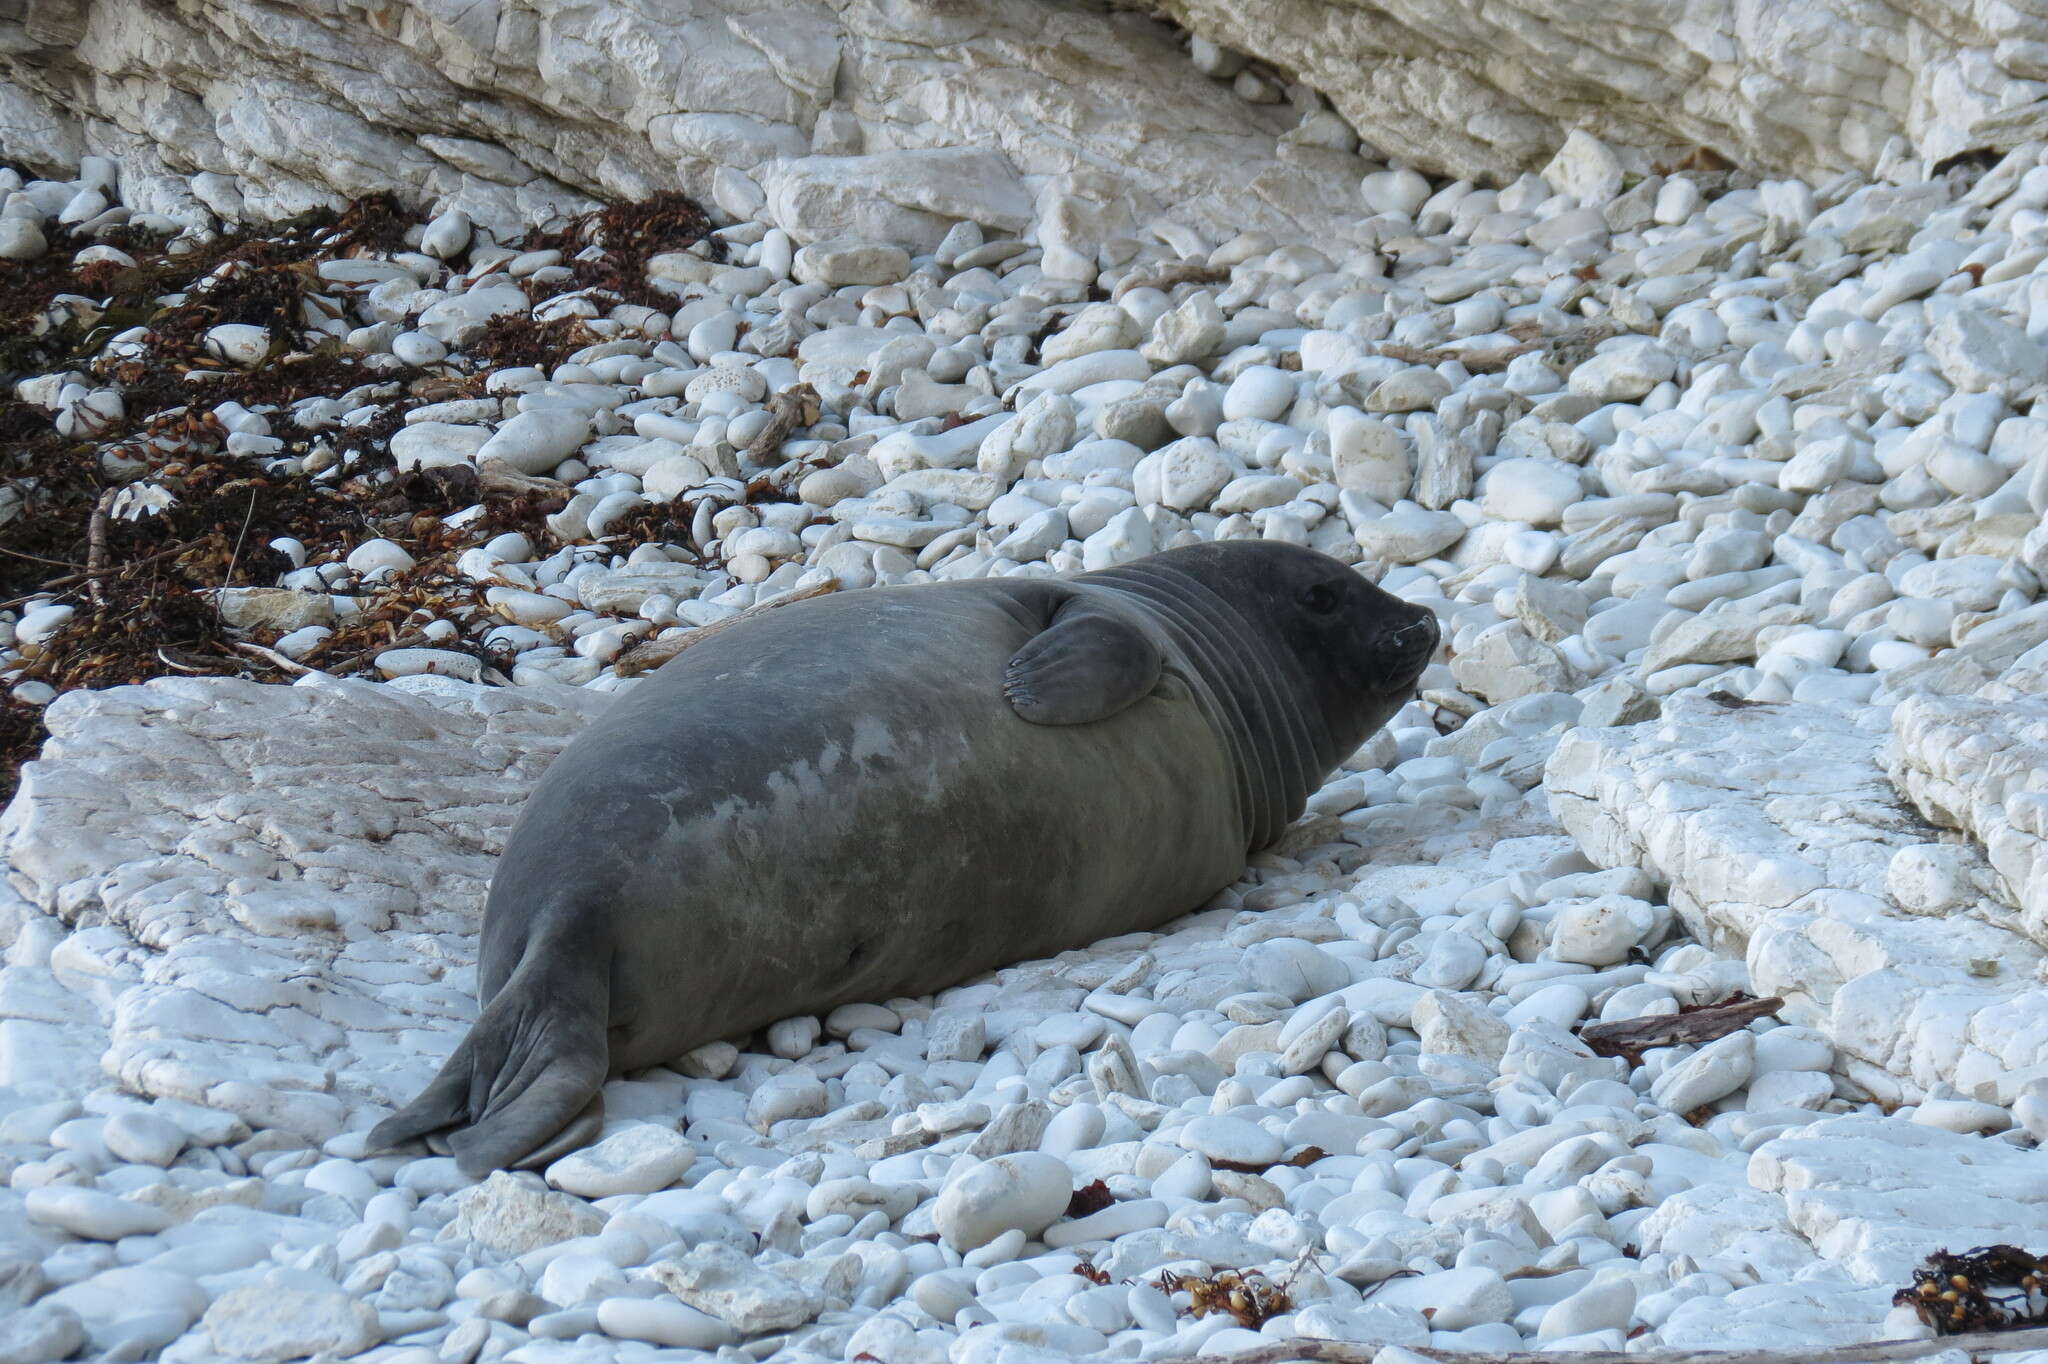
[371, 542, 1439, 1173]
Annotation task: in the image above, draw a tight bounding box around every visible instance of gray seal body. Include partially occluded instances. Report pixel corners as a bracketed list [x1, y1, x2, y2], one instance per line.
[371, 542, 1439, 1172]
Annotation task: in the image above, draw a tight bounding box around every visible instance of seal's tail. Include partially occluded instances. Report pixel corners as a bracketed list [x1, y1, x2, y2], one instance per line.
[369, 945, 610, 1176]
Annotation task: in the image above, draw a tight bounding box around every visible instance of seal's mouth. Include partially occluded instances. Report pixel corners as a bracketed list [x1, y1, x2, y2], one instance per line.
[1377, 612, 1440, 691]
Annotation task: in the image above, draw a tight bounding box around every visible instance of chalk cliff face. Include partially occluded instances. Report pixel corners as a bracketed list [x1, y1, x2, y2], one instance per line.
[1134, 0, 2048, 183]
[0, 0, 1364, 247]
[4, 0, 2047, 242]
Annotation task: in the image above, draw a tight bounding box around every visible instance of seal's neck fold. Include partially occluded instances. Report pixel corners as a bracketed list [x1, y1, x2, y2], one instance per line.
[1094, 561, 1340, 852]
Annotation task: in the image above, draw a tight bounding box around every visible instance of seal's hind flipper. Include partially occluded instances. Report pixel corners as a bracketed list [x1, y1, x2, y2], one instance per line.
[367, 1033, 479, 1153]
[367, 948, 610, 1176]
[1004, 600, 1164, 725]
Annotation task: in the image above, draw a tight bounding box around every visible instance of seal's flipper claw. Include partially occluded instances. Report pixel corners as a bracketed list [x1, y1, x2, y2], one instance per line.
[367, 1034, 478, 1154]
[447, 1045, 607, 1177]
[510, 1094, 606, 1171]
[372, 943, 611, 1176]
[1004, 601, 1164, 725]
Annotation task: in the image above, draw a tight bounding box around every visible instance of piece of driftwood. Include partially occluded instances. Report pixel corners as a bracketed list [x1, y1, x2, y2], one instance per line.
[1111, 262, 1231, 301]
[1377, 341, 1542, 372]
[1147, 1323, 2048, 1364]
[85, 487, 118, 607]
[1578, 994, 1783, 1062]
[743, 383, 819, 466]
[231, 640, 323, 677]
[612, 577, 838, 677]
[477, 458, 568, 497]
[0, 540, 203, 612]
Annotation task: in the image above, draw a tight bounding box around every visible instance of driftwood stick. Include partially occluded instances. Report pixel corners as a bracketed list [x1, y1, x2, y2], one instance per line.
[313, 628, 431, 680]
[1578, 995, 1783, 1058]
[0, 541, 202, 612]
[1111, 262, 1230, 301]
[1147, 1323, 2048, 1364]
[85, 487, 118, 608]
[612, 577, 838, 677]
[743, 383, 818, 467]
[231, 641, 324, 677]
[478, 458, 569, 497]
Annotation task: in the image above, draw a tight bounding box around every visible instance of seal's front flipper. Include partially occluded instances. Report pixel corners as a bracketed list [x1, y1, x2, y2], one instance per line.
[1004, 600, 1164, 725]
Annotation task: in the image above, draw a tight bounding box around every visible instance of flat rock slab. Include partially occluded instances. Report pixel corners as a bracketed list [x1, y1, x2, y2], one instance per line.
[1749, 1115, 2048, 1285]
[0, 674, 610, 1141]
[1548, 691, 2048, 1106]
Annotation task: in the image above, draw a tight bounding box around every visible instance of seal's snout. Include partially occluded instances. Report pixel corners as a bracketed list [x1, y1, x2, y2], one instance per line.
[1380, 611, 1440, 689]
[1392, 612, 1439, 650]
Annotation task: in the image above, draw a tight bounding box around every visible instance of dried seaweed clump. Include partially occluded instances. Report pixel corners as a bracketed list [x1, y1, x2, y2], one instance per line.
[1066, 1179, 1114, 1218]
[1154, 1269, 1293, 1328]
[1894, 1244, 2048, 1335]
[514, 190, 726, 310]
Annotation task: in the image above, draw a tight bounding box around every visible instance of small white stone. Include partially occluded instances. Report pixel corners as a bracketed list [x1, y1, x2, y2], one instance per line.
[102, 1110, 188, 1167]
[0, 216, 47, 261]
[1928, 309, 2047, 397]
[595, 1296, 736, 1349]
[933, 1152, 1072, 1251]
[15, 603, 75, 648]
[375, 647, 481, 681]
[1177, 1115, 1283, 1168]
[1361, 168, 1432, 218]
[204, 1280, 380, 1360]
[392, 421, 490, 471]
[1330, 409, 1410, 503]
[418, 285, 531, 346]
[747, 1069, 828, 1130]
[648, 1242, 822, 1334]
[450, 1171, 608, 1257]
[1539, 1276, 1638, 1341]
[1414, 991, 1511, 1064]
[346, 538, 416, 578]
[1544, 130, 1626, 205]
[1478, 458, 1582, 527]
[479, 409, 592, 476]
[0, 1303, 84, 1363]
[421, 208, 473, 260]
[25, 1187, 174, 1240]
[1042, 303, 1142, 366]
[1413, 931, 1488, 990]
[1244, 938, 1350, 1002]
[1222, 366, 1299, 422]
[1366, 367, 1453, 413]
[391, 330, 448, 366]
[545, 1124, 695, 1197]
[1569, 337, 1675, 401]
[1649, 1030, 1754, 1113]
[1549, 896, 1656, 966]
[205, 323, 271, 367]
[1910, 1099, 2012, 1134]
[793, 238, 911, 287]
[1369, 1266, 1513, 1330]
[1135, 437, 1233, 511]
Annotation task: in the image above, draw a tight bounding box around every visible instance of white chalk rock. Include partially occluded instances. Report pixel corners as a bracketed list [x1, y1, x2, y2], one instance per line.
[546, 1124, 696, 1197]
[205, 323, 271, 367]
[479, 409, 592, 476]
[933, 1152, 1073, 1251]
[203, 1281, 380, 1361]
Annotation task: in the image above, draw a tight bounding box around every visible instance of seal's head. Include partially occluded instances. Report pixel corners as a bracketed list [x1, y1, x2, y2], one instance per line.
[1101, 540, 1441, 753]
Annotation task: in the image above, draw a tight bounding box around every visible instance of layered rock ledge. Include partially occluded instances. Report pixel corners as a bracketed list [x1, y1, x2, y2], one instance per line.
[13, 0, 2048, 242]
[1550, 662, 2048, 1109]
[0, 0, 1360, 246]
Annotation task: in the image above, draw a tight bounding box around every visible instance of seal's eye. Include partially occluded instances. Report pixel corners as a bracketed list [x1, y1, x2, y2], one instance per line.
[1301, 582, 1342, 615]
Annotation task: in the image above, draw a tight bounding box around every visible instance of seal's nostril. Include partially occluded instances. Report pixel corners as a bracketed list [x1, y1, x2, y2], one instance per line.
[1393, 616, 1438, 646]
